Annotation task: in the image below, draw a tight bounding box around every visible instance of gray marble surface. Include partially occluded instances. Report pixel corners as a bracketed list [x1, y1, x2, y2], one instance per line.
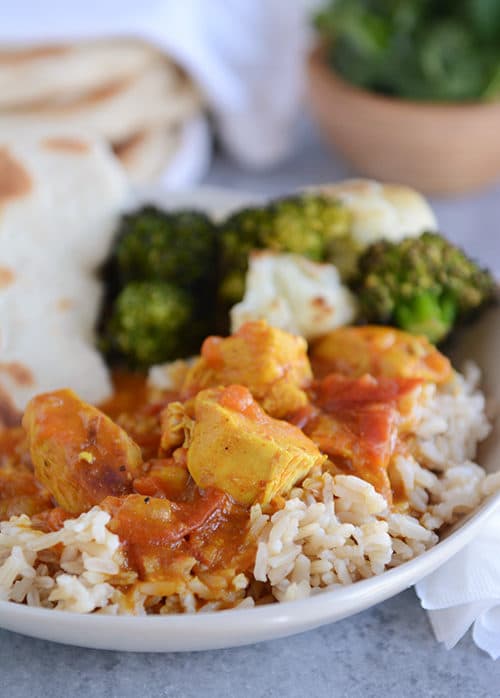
[2, 590, 500, 698]
[1, 116, 500, 697]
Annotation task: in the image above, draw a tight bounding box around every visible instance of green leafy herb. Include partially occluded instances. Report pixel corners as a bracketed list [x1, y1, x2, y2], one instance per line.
[314, 0, 500, 101]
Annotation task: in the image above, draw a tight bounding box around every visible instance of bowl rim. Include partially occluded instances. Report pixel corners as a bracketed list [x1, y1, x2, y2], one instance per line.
[308, 42, 500, 115]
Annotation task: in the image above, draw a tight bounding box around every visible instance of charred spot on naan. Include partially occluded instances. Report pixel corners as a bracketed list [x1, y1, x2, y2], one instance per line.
[9, 78, 129, 117]
[0, 45, 69, 64]
[0, 147, 32, 204]
[113, 131, 147, 164]
[42, 137, 90, 154]
[0, 266, 15, 288]
[55, 297, 75, 312]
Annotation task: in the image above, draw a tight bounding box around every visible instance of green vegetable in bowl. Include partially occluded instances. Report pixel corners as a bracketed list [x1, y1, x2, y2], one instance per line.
[356, 232, 495, 343]
[219, 194, 352, 305]
[115, 206, 217, 288]
[314, 0, 500, 102]
[102, 281, 194, 368]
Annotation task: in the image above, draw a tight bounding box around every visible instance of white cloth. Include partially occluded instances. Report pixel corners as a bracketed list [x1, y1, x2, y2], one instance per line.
[0, 0, 313, 173]
[416, 508, 500, 659]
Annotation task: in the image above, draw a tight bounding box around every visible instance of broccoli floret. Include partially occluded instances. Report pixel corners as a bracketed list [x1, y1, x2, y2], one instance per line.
[218, 206, 270, 305]
[114, 206, 217, 288]
[103, 281, 194, 367]
[357, 232, 495, 343]
[262, 194, 351, 259]
[324, 234, 364, 282]
[217, 269, 248, 308]
[100, 205, 218, 366]
[393, 292, 457, 344]
[218, 194, 352, 306]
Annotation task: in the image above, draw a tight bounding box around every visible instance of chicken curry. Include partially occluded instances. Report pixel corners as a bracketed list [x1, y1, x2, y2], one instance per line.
[0, 321, 451, 599]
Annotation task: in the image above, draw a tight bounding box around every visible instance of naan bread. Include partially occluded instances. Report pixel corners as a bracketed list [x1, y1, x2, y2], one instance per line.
[0, 39, 157, 109]
[0, 128, 128, 415]
[0, 40, 202, 184]
[0, 124, 128, 268]
[0, 59, 201, 145]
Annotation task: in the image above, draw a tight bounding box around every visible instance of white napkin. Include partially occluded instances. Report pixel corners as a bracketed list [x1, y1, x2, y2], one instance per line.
[0, 0, 315, 172]
[416, 508, 500, 658]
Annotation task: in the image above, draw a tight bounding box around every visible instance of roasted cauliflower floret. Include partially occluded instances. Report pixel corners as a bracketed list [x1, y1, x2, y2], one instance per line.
[218, 194, 352, 307]
[311, 326, 451, 384]
[171, 385, 325, 506]
[23, 389, 143, 514]
[230, 251, 358, 340]
[182, 321, 312, 418]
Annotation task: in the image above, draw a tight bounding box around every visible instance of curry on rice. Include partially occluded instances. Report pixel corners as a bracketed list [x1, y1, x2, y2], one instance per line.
[0, 321, 496, 613]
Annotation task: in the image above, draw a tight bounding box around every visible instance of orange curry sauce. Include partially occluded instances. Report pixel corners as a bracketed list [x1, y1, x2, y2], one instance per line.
[0, 325, 442, 592]
[99, 377, 257, 592]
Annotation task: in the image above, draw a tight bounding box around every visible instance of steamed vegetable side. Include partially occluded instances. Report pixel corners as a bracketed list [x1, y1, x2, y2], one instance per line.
[218, 193, 353, 307]
[99, 189, 495, 368]
[314, 0, 500, 102]
[115, 207, 217, 287]
[356, 233, 495, 343]
[103, 281, 194, 367]
[100, 206, 218, 367]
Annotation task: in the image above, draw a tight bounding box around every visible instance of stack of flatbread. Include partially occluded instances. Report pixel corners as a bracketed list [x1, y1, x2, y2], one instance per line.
[0, 128, 129, 422]
[0, 39, 203, 183]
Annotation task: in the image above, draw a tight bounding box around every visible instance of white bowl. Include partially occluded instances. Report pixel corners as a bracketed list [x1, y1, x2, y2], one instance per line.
[1, 188, 498, 652]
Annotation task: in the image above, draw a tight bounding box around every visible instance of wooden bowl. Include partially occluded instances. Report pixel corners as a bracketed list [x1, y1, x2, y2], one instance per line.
[307, 45, 500, 195]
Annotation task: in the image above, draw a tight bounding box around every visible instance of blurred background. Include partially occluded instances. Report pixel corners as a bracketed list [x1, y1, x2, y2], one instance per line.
[2, 0, 500, 267]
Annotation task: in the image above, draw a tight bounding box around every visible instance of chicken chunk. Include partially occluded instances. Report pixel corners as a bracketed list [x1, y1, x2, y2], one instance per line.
[23, 389, 143, 514]
[182, 321, 312, 418]
[310, 326, 451, 383]
[171, 385, 325, 506]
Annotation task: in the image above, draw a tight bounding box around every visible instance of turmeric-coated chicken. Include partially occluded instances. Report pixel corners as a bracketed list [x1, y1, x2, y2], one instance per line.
[165, 384, 325, 506]
[311, 326, 451, 383]
[181, 321, 312, 418]
[23, 389, 143, 514]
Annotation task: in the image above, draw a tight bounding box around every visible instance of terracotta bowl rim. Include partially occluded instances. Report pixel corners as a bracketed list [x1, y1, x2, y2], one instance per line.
[308, 43, 500, 116]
